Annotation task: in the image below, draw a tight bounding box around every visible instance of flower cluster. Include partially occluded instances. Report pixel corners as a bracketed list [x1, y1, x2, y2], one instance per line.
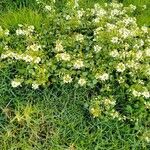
[0, 1, 149, 134]
[0, 25, 47, 88]
[1, 51, 41, 64]
[89, 96, 126, 121]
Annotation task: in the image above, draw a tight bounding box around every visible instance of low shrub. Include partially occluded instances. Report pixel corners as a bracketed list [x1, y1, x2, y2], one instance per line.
[0, 0, 150, 141]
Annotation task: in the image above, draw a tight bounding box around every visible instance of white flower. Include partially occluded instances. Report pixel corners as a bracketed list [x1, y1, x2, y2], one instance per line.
[74, 59, 84, 69]
[132, 90, 141, 97]
[4, 29, 9, 36]
[97, 8, 107, 17]
[74, 0, 79, 8]
[23, 55, 33, 62]
[145, 48, 150, 56]
[78, 78, 86, 86]
[126, 17, 136, 26]
[110, 110, 119, 119]
[28, 25, 34, 32]
[94, 45, 102, 52]
[56, 53, 71, 61]
[96, 73, 109, 81]
[141, 26, 148, 33]
[63, 75, 72, 83]
[144, 102, 150, 109]
[94, 17, 100, 23]
[34, 57, 41, 64]
[124, 43, 130, 50]
[55, 40, 64, 52]
[111, 9, 120, 16]
[1, 51, 41, 64]
[36, 0, 40, 4]
[32, 83, 39, 89]
[110, 49, 119, 57]
[142, 5, 147, 10]
[16, 29, 25, 36]
[14, 53, 23, 60]
[62, 53, 70, 61]
[106, 23, 116, 31]
[4, 45, 8, 50]
[126, 60, 139, 69]
[116, 63, 126, 72]
[77, 10, 84, 18]
[65, 15, 71, 20]
[138, 80, 144, 85]
[94, 4, 106, 17]
[103, 98, 116, 106]
[27, 44, 42, 51]
[75, 34, 84, 42]
[1, 53, 7, 59]
[129, 4, 136, 11]
[18, 24, 23, 27]
[110, 2, 123, 9]
[133, 44, 140, 50]
[11, 80, 21, 88]
[136, 50, 143, 60]
[45, 5, 51, 11]
[145, 137, 150, 143]
[142, 91, 150, 99]
[119, 28, 131, 39]
[94, 27, 104, 35]
[111, 37, 119, 43]
[139, 39, 144, 47]
[118, 77, 125, 84]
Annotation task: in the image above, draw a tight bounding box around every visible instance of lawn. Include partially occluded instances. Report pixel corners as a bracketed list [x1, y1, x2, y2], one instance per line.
[0, 0, 150, 150]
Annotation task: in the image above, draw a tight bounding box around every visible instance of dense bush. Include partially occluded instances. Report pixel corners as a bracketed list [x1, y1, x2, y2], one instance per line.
[0, 0, 150, 141]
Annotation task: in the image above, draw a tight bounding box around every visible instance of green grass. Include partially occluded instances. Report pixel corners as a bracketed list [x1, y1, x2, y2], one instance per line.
[0, 0, 150, 149]
[0, 72, 148, 149]
[122, 0, 150, 26]
[0, 74, 149, 149]
[0, 8, 43, 30]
